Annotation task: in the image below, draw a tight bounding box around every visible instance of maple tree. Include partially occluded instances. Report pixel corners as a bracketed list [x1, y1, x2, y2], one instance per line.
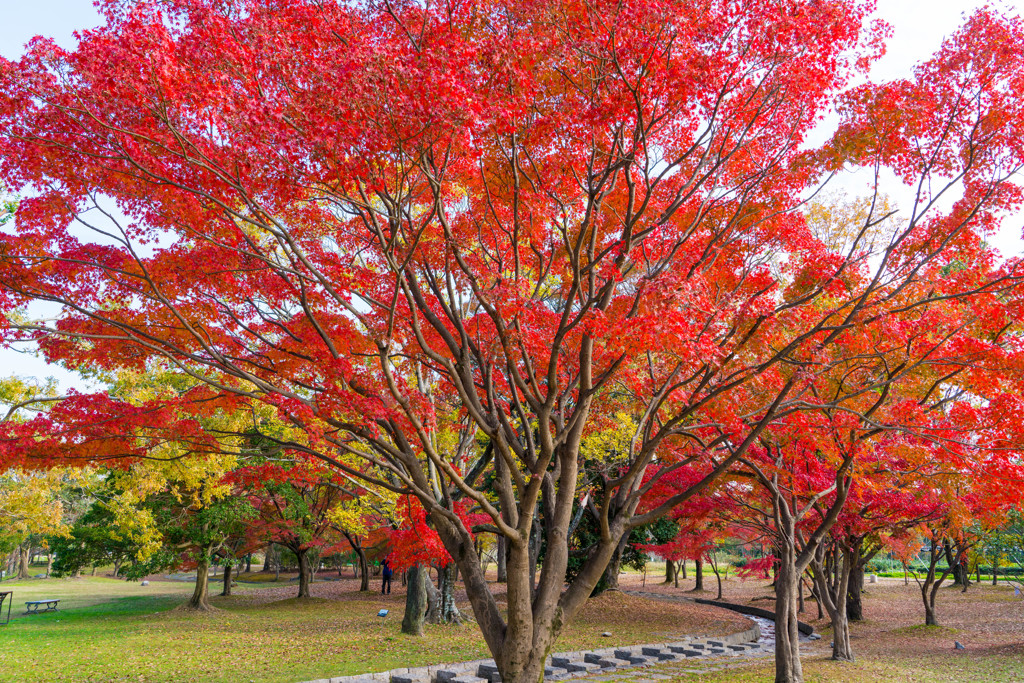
[388, 494, 481, 631]
[725, 368, 1024, 680]
[639, 465, 728, 593]
[725, 416, 857, 680]
[1, 2, 1024, 681]
[903, 460, 1022, 626]
[234, 456, 360, 599]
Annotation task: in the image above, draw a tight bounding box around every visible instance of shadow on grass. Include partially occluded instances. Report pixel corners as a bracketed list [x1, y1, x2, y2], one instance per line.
[5, 594, 185, 632]
[254, 596, 335, 609]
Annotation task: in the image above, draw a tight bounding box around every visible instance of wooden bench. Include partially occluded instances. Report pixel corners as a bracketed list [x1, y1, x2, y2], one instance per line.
[24, 599, 60, 614]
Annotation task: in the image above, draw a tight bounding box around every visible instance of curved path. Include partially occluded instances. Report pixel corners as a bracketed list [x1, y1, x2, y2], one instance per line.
[300, 592, 774, 683]
[615, 591, 826, 680]
[624, 590, 819, 645]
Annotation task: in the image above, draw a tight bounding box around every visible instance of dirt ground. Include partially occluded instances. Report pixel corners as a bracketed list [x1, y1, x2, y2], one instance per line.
[617, 567, 1024, 682]
[229, 568, 752, 641]
[232, 564, 1024, 652]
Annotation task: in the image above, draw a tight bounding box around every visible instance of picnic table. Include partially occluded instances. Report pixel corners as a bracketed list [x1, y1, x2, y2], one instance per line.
[24, 598, 60, 614]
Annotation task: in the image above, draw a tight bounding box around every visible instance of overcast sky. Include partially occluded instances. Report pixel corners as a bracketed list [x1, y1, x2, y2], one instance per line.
[2, 0, 1023, 390]
[4, 0, 1023, 67]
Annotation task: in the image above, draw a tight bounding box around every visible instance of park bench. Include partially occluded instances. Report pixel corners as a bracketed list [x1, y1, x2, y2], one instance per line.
[24, 599, 60, 614]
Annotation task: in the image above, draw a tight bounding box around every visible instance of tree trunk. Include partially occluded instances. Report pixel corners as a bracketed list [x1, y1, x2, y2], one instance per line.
[297, 548, 311, 598]
[17, 544, 30, 580]
[528, 517, 540, 601]
[807, 577, 823, 620]
[809, 548, 853, 662]
[774, 543, 804, 683]
[496, 535, 507, 583]
[830, 546, 855, 662]
[923, 588, 938, 626]
[438, 563, 459, 622]
[601, 535, 630, 592]
[692, 556, 704, 591]
[420, 470, 634, 683]
[187, 556, 213, 610]
[846, 560, 864, 622]
[945, 540, 969, 589]
[664, 558, 674, 584]
[992, 557, 998, 585]
[922, 558, 945, 627]
[680, 559, 687, 579]
[263, 545, 272, 572]
[402, 565, 428, 636]
[425, 563, 463, 624]
[798, 574, 804, 613]
[221, 562, 232, 596]
[920, 536, 957, 626]
[357, 546, 370, 592]
[245, 554, 252, 573]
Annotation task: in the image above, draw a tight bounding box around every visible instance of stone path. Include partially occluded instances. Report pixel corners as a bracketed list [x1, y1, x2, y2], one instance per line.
[610, 591, 825, 679]
[300, 592, 821, 683]
[300, 628, 762, 683]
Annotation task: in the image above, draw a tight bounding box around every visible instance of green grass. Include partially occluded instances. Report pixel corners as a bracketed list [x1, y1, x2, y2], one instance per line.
[0, 578, 486, 682]
[7, 574, 1021, 683]
[0, 576, 743, 683]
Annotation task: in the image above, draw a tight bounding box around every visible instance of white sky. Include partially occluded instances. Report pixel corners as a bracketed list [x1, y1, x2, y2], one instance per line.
[1, 0, 1023, 390]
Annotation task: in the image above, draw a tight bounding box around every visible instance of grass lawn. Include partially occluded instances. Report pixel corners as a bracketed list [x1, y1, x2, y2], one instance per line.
[0, 573, 747, 683]
[5, 569, 1021, 683]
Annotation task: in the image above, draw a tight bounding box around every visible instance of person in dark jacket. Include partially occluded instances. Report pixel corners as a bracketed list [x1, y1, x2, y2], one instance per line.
[381, 558, 393, 595]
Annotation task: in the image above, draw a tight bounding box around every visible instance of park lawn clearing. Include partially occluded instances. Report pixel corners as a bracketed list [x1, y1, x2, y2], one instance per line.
[661, 653, 1024, 683]
[615, 573, 1024, 683]
[0, 575, 749, 683]
[662, 648, 1024, 683]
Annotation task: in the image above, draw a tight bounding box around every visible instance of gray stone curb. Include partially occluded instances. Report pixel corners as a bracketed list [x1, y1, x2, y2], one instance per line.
[299, 623, 761, 683]
[691, 598, 815, 636]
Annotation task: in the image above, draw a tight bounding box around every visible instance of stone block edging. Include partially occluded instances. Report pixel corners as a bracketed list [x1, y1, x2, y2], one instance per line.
[299, 622, 761, 683]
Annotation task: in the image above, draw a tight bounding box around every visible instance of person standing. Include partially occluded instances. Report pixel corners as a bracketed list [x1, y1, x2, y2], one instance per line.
[381, 558, 393, 595]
